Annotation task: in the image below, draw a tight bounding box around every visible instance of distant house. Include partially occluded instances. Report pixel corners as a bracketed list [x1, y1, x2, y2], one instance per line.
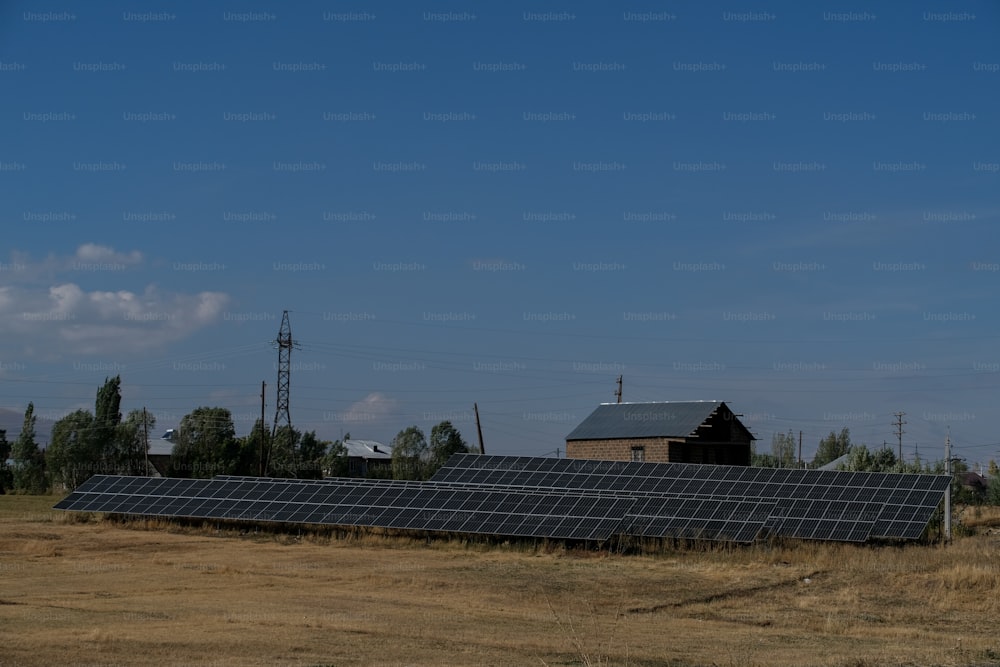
[959, 472, 989, 499]
[340, 439, 393, 477]
[146, 436, 174, 477]
[144, 431, 394, 479]
[565, 401, 754, 466]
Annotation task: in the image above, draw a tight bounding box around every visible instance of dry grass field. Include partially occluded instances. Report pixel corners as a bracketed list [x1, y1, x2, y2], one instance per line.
[2, 494, 1000, 667]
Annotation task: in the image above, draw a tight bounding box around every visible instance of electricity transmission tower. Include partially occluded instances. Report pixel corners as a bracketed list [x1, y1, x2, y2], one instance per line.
[270, 310, 299, 447]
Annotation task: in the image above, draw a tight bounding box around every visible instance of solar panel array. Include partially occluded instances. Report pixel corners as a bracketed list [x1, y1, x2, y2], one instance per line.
[53, 454, 950, 544]
[55, 475, 631, 541]
[431, 455, 951, 541]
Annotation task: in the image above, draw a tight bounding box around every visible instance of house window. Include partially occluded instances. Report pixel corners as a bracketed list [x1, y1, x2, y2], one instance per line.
[631, 446, 645, 462]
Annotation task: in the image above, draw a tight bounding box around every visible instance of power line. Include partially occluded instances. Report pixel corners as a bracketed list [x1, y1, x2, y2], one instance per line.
[289, 310, 1000, 344]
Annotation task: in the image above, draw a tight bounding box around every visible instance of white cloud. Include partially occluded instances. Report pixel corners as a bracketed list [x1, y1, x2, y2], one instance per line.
[74, 243, 143, 265]
[0, 287, 14, 311]
[0, 244, 229, 358]
[339, 392, 398, 423]
[1, 243, 143, 285]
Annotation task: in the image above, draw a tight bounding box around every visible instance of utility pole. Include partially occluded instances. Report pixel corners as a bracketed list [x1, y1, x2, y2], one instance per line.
[474, 402, 485, 455]
[615, 375, 623, 403]
[798, 430, 803, 468]
[944, 430, 952, 542]
[259, 380, 267, 476]
[141, 407, 149, 476]
[893, 412, 906, 460]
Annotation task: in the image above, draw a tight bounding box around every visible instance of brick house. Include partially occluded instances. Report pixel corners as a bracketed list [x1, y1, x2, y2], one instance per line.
[565, 401, 754, 466]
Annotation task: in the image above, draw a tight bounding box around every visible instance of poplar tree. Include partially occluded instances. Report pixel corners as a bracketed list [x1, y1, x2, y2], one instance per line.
[12, 402, 47, 493]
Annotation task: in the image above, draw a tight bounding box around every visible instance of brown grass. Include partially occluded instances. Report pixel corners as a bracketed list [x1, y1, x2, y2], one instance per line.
[2, 494, 999, 667]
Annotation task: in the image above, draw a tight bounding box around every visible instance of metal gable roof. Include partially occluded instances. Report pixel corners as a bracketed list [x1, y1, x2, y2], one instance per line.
[565, 401, 725, 441]
[343, 439, 392, 459]
[147, 439, 175, 456]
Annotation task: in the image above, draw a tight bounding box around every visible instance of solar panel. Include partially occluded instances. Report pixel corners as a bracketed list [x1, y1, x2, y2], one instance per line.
[54, 475, 632, 542]
[431, 454, 949, 543]
[54, 455, 949, 545]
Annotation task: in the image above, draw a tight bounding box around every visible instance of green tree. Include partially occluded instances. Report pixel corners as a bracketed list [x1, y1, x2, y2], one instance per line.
[0, 429, 12, 493]
[428, 421, 470, 473]
[116, 409, 155, 476]
[813, 428, 851, 467]
[321, 438, 350, 478]
[751, 453, 780, 467]
[44, 381, 152, 486]
[870, 446, 900, 471]
[12, 402, 47, 493]
[169, 407, 238, 478]
[267, 425, 301, 478]
[235, 418, 270, 476]
[297, 430, 329, 479]
[770, 430, 797, 468]
[47, 409, 97, 489]
[837, 444, 901, 472]
[391, 426, 428, 480]
[750, 440, 779, 467]
[93, 376, 123, 470]
[988, 472, 1000, 506]
[365, 461, 394, 479]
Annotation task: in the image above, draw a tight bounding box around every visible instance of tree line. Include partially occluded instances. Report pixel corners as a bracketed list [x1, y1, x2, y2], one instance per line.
[10, 379, 995, 504]
[1, 376, 472, 494]
[754, 427, 1000, 505]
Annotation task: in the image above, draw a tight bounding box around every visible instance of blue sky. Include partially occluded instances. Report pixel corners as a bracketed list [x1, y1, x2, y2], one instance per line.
[1, 1, 998, 467]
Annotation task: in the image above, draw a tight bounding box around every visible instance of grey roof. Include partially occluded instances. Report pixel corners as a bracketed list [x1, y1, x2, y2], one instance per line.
[147, 439, 174, 456]
[343, 439, 391, 459]
[960, 472, 988, 490]
[144, 438, 393, 459]
[818, 452, 851, 471]
[566, 401, 728, 441]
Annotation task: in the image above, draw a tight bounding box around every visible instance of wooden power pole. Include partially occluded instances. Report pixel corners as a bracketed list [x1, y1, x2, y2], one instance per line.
[141, 407, 150, 476]
[944, 431, 952, 542]
[474, 402, 485, 455]
[893, 412, 906, 460]
[259, 380, 267, 476]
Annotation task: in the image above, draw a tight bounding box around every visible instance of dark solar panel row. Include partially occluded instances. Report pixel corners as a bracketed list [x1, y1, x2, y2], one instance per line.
[214, 476, 778, 542]
[432, 455, 945, 495]
[432, 454, 950, 542]
[54, 455, 949, 545]
[219, 470, 942, 543]
[55, 476, 633, 541]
